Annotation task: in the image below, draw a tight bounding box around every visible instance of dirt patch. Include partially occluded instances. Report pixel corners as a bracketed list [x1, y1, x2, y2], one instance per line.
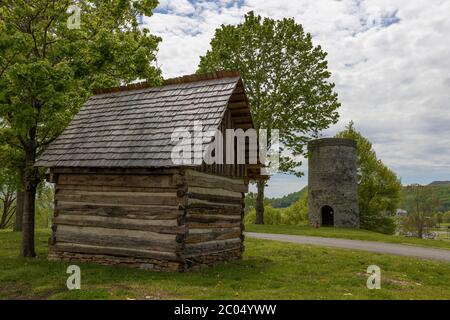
[105, 284, 178, 300]
[0, 282, 66, 300]
[355, 272, 420, 287]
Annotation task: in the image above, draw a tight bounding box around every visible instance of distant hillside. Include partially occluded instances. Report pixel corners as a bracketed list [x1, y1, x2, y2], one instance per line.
[401, 184, 450, 212]
[429, 181, 450, 186]
[268, 182, 450, 212]
[268, 187, 308, 208]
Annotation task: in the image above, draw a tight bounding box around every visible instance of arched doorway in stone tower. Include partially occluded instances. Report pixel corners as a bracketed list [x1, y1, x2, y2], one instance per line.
[321, 205, 334, 226]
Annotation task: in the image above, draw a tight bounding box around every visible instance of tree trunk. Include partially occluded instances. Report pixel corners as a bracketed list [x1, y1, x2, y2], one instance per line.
[13, 167, 25, 232]
[255, 180, 265, 224]
[13, 191, 24, 232]
[21, 147, 38, 258]
[417, 219, 423, 239]
[0, 192, 16, 229]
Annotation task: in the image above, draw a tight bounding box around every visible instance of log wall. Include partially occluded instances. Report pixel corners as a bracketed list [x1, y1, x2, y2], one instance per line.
[48, 167, 247, 271]
[48, 169, 185, 271]
[182, 169, 246, 269]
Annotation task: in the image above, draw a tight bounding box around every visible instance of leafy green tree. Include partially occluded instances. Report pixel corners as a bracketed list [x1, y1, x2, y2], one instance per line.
[0, 0, 161, 257]
[336, 122, 401, 234]
[35, 182, 54, 228]
[401, 184, 441, 238]
[434, 212, 444, 227]
[282, 195, 308, 225]
[0, 130, 24, 231]
[198, 11, 340, 224]
[0, 165, 17, 229]
[244, 192, 256, 214]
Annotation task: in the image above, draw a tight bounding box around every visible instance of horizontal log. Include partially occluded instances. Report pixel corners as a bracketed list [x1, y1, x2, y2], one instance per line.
[188, 227, 241, 234]
[230, 107, 250, 116]
[234, 123, 253, 129]
[186, 198, 243, 212]
[57, 174, 176, 188]
[56, 184, 178, 194]
[183, 169, 248, 193]
[186, 214, 242, 223]
[230, 109, 250, 117]
[53, 215, 184, 234]
[55, 232, 180, 252]
[228, 93, 246, 103]
[228, 101, 247, 109]
[232, 116, 253, 124]
[183, 246, 242, 258]
[56, 225, 177, 242]
[55, 226, 180, 252]
[56, 201, 183, 220]
[183, 238, 242, 255]
[185, 228, 241, 244]
[55, 190, 179, 206]
[50, 243, 181, 261]
[187, 221, 242, 229]
[187, 193, 243, 205]
[187, 186, 242, 199]
[187, 199, 242, 215]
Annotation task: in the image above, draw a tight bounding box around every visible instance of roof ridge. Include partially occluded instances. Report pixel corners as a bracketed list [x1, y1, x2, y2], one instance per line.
[92, 70, 241, 95]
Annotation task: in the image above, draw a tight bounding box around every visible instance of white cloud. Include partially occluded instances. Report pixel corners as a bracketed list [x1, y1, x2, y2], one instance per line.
[145, 0, 450, 197]
[157, 0, 196, 15]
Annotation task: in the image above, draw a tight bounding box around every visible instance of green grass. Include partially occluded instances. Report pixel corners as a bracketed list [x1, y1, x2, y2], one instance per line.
[0, 229, 449, 300]
[245, 224, 450, 249]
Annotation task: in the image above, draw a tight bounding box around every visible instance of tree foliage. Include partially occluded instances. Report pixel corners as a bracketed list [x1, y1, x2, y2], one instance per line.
[198, 11, 340, 223]
[0, 0, 161, 256]
[245, 194, 308, 225]
[400, 184, 442, 238]
[336, 122, 401, 234]
[0, 165, 17, 229]
[268, 187, 307, 208]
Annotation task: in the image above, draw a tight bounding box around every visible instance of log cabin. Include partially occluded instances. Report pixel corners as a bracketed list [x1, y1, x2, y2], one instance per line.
[36, 71, 263, 272]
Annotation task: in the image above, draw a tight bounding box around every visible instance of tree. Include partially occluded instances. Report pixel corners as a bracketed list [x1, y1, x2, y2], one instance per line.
[35, 182, 54, 228]
[282, 194, 308, 225]
[0, 0, 161, 257]
[244, 192, 256, 214]
[401, 184, 441, 238]
[198, 12, 340, 224]
[0, 133, 20, 231]
[0, 121, 24, 231]
[0, 166, 17, 229]
[336, 122, 401, 234]
[435, 212, 444, 227]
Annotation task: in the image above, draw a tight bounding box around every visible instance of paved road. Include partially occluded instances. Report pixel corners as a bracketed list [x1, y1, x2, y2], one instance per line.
[245, 232, 450, 262]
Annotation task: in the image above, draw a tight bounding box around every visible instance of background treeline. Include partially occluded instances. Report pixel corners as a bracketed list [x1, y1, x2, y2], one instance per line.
[265, 182, 450, 212]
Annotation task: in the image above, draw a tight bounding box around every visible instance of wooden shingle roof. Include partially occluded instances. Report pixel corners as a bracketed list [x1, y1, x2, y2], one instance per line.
[36, 71, 251, 168]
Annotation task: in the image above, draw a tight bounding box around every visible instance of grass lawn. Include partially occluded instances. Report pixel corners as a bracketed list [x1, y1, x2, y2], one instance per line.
[0, 229, 449, 300]
[245, 224, 450, 250]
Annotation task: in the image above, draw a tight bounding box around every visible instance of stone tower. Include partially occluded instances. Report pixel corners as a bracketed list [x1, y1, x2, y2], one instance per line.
[308, 138, 359, 228]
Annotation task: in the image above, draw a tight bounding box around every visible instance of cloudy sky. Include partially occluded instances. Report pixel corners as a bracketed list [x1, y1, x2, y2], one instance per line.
[144, 0, 450, 197]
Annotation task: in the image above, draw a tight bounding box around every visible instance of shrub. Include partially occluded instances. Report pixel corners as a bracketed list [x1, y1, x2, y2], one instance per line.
[361, 214, 396, 235]
[281, 196, 308, 225]
[244, 196, 308, 226]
